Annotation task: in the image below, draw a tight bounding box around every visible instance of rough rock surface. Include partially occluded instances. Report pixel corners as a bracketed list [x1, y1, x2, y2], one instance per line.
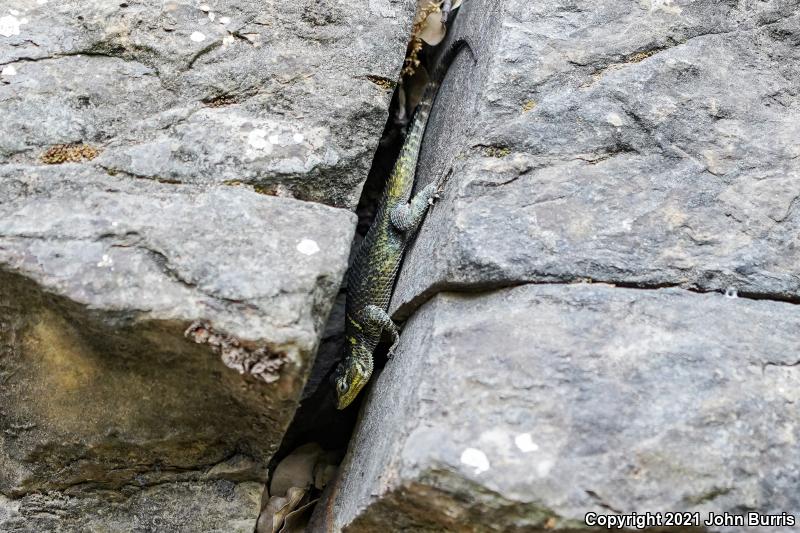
[0, 0, 415, 529]
[0, 0, 414, 208]
[318, 0, 800, 531]
[392, 0, 800, 316]
[323, 284, 800, 532]
[0, 165, 355, 531]
[0, 481, 263, 533]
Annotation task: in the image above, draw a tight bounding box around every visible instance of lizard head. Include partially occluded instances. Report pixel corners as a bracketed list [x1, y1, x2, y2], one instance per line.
[334, 346, 373, 410]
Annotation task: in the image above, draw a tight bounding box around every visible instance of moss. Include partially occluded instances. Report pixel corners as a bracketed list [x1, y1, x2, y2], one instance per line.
[365, 75, 396, 91]
[482, 145, 511, 158]
[625, 49, 659, 63]
[253, 184, 279, 196]
[203, 94, 240, 107]
[41, 144, 100, 164]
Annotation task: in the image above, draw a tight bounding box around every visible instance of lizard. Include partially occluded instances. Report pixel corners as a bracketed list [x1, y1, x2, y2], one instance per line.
[334, 41, 469, 409]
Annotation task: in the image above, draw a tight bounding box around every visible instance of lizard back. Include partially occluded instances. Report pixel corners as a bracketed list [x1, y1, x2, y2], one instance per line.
[346, 42, 468, 329]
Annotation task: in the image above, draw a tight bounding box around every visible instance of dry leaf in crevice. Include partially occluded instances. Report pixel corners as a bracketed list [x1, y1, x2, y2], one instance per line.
[403, 1, 440, 76]
[257, 494, 288, 533]
[280, 498, 320, 533]
[269, 442, 322, 497]
[418, 9, 446, 45]
[403, 0, 463, 78]
[261, 486, 306, 533]
[314, 463, 338, 491]
[258, 443, 341, 533]
[414, 0, 463, 45]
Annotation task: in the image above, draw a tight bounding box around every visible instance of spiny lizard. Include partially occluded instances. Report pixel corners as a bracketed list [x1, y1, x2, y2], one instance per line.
[334, 42, 469, 409]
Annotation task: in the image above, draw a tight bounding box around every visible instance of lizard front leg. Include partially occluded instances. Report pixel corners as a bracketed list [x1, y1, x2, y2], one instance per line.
[389, 183, 439, 234]
[363, 304, 401, 358]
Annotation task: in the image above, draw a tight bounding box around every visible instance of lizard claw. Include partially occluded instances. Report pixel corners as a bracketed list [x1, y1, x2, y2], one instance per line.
[387, 341, 400, 360]
[428, 192, 440, 206]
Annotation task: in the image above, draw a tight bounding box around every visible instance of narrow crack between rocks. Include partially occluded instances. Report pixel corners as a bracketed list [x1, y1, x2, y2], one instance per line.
[259, 22, 431, 530]
[252, 7, 800, 528]
[392, 277, 800, 324]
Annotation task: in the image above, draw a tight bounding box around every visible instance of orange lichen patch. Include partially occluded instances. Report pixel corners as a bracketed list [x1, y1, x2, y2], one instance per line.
[203, 94, 239, 107]
[365, 75, 396, 91]
[41, 143, 99, 164]
[626, 49, 659, 63]
[522, 100, 537, 113]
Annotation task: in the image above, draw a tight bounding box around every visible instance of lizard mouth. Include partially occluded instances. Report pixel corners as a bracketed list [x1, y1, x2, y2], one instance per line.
[336, 374, 366, 410]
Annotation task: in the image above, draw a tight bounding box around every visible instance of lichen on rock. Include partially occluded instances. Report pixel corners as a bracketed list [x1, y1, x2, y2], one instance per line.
[185, 321, 289, 383]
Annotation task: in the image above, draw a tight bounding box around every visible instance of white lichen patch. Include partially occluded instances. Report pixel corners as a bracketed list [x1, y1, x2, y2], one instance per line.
[207, 12, 215, 21]
[219, 16, 231, 24]
[0, 14, 24, 37]
[460, 447, 490, 474]
[269, 133, 308, 148]
[606, 112, 624, 127]
[97, 254, 113, 268]
[190, 31, 206, 42]
[247, 129, 272, 151]
[515, 433, 539, 453]
[1, 65, 17, 76]
[222, 34, 235, 46]
[296, 239, 320, 256]
[641, 0, 682, 14]
[241, 119, 325, 157]
[185, 321, 288, 383]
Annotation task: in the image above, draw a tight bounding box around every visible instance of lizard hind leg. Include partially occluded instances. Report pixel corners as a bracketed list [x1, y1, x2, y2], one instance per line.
[389, 183, 439, 234]
[362, 304, 401, 359]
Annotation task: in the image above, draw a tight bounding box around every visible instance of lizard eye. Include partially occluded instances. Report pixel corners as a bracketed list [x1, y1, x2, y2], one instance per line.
[337, 381, 348, 393]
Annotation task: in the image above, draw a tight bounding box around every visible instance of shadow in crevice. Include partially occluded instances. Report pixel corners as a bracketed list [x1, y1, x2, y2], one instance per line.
[269, 61, 409, 468]
[257, 15, 457, 529]
[255, 52, 412, 533]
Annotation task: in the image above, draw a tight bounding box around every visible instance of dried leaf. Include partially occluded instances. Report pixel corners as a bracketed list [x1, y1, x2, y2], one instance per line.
[258, 495, 286, 533]
[279, 498, 320, 533]
[260, 486, 307, 533]
[418, 10, 445, 45]
[313, 464, 338, 490]
[262, 443, 341, 533]
[269, 443, 322, 497]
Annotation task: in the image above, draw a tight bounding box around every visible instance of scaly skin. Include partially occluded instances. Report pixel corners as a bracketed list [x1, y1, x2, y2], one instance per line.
[334, 42, 467, 409]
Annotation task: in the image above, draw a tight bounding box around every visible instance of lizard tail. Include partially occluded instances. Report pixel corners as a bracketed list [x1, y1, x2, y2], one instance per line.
[393, 39, 472, 179]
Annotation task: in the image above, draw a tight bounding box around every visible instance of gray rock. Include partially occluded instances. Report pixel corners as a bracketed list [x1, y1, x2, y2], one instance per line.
[0, 0, 415, 208]
[0, 164, 355, 359]
[316, 1, 800, 529]
[0, 0, 417, 527]
[392, 0, 800, 317]
[0, 480, 263, 533]
[325, 284, 800, 532]
[0, 164, 355, 529]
